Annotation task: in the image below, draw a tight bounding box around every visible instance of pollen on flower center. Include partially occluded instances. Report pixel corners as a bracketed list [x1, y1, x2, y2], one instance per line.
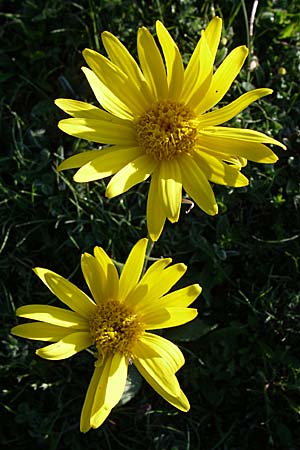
[89, 300, 144, 357]
[136, 100, 197, 161]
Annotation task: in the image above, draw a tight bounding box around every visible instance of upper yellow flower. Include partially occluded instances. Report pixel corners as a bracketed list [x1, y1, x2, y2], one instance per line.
[55, 18, 285, 241]
[11, 238, 200, 432]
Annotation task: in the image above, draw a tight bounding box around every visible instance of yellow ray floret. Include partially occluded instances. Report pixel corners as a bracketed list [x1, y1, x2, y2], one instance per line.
[55, 17, 286, 241]
[11, 239, 201, 432]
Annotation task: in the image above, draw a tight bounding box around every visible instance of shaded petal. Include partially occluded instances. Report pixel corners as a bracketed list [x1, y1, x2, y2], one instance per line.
[58, 118, 136, 146]
[156, 21, 184, 98]
[194, 151, 249, 187]
[90, 353, 128, 429]
[133, 340, 189, 411]
[119, 238, 148, 301]
[73, 146, 142, 182]
[33, 268, 96, 317]
[82, 67, 133, 120]
[101, 31, 154, 104]
[197, 135, 279, 163]
[179, 154, 218, 215]
[55, 99, 128, 123]
[200, 126, 286, 149]
[142, 306, 198, 330]
[146, 170, 167, 242]
[159, 159, 182, 222]
[161, 284, 202, 308]
[198, 88, 273, 127]
[83, 49, 148, 116]
[137, 26, 168, 100]
[11, 323, 70, 342]
[136, 332, 185, 372]
[105, 155, 158, 198]
[195, 46, 248, 114]
[36, 332, 93, 360]
[81, 253, 107, 304]
[93, 246, 119, 300]
[15, 304, 88, 329]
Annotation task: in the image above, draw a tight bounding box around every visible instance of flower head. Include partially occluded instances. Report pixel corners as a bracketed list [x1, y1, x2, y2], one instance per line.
[55, 18, 285, 240]
[11, 238, 200, 432]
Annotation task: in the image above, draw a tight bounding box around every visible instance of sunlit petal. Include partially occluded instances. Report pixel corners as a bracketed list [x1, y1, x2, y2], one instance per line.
[195, 46, 248, 114]
[179, 154, 218, 215]
[36, 332, 93, 360]
[105, 155, 157, 198]
[156, 21, 184, 98]
[15, 304, 88, 329]
[11, 323, 71, 342]
[119, 238, 148, 301]
[73, 146, 142, 182]
[33, 268, 96, 317]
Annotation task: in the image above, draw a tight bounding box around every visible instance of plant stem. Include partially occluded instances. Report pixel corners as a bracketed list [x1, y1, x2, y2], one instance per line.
[142, 236, 155, 275]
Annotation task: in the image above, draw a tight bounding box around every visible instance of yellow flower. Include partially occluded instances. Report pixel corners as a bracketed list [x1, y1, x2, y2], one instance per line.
[11, 238, 200, 432]
[55, 18, 285, 241]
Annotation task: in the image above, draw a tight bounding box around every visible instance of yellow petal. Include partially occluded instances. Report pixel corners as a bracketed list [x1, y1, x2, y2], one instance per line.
[159, 159, 182, 222]
[133, 341, 189, 411]
[137, 26, 168, 100]
[194, 151, 249, 187]
[33, 268, 96, 317]
[200, 126, 286, 149]
[195, 45, 248, 114]
[197, 135, 278, 164]
[93, 246, 119, 300]
[101, 31, 153, 104]
[58, 150, 103, 172]
[133, 263, 187, 312]
[146, 170, 167, 242]
[119, 238, 148, 301]
[80, 364, 104, 433]
[198, 88, 273, 127]
[105, 155, 158, 198]
[73, 146, 142, 182]
[15, 304, 88, 329]
[179, 154, 218, 215]
[162, 284, 202, 308]
[126, 258, 172, 307]
[134, 341, 180, 396]
[36, 331, 93, 360]
[55, 99, 128, 123]
[205, 16, 223, 61]
[81, 253, 107, 304]
[156, 21, 184, 98]
[182, 17, 222, 105]
[11, 323, 70, 342]
[58, 117, 136, 146]
[82, 66, 133, 120]
[184, 30, 213, 108]
[142, 307, 198, 330]
[137, 332, 185, 372]
[90, 353, 128, 429]
[83, 48, 148, 116]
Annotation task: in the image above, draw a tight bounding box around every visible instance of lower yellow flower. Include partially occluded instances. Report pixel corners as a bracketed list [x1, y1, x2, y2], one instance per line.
[11, 238, 201, 432]
[55, 18, 286, 241]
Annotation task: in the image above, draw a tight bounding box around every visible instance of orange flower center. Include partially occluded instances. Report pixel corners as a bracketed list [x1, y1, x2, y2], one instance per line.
[136, 100, 197, 160]
[89, 300, 144, 357]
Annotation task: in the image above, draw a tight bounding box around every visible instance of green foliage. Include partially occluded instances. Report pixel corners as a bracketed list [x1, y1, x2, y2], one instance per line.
[1, 0, 300, 449]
